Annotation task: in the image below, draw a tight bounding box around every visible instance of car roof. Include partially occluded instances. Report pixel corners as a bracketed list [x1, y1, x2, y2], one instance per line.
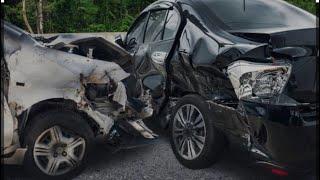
[141, 0, 191, 12]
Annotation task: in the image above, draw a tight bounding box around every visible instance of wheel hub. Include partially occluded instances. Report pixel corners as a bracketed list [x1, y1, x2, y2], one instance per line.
[184, 125, 194, 137]
[55, 146, 64, 154]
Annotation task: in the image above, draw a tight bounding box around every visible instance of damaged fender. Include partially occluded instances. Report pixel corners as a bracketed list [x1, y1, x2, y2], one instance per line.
[3, 21, 132, 135]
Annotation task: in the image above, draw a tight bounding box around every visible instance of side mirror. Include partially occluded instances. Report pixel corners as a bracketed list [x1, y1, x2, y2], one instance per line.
[115, 34, 124, 47]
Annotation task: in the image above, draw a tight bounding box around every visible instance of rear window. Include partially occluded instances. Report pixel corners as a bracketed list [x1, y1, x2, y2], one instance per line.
[194, 0, 316, 30]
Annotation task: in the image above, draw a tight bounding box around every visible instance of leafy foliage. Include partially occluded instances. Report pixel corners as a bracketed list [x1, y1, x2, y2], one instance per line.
[2, 0, 318, 33]
[286, 0, 318, 15]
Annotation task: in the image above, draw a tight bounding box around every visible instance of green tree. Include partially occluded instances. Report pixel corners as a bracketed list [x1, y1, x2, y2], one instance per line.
[287, 0, 318, 15]
[2, 0, 318, 33]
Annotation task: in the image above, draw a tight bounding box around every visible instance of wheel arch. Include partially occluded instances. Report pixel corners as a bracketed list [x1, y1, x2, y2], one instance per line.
[168, 92, 227, 169]
[171, 93, 230, 145]
[159, 92, 205, 129]
[170, 90, 206, 99]
[18, 98, 99, 145]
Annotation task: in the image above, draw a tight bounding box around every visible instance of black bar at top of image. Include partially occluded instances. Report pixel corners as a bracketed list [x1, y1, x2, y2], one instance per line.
[1, 0, 5, 179]
[316, 2, 319, 180]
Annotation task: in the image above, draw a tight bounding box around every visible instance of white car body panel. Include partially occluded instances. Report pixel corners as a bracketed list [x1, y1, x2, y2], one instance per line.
[1, 21, 156, 166]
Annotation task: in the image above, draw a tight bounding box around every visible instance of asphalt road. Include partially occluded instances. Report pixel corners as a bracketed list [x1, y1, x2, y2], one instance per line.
[3, 125, 317, 180]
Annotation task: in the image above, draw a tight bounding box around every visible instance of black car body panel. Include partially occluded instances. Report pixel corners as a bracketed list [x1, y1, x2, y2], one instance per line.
[123, 0, 318, 173]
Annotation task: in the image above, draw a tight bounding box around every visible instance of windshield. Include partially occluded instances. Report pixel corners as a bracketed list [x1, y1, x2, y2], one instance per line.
[194, 0, 316, 31]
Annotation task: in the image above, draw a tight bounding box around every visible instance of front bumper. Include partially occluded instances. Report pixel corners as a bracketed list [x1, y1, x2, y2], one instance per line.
[2, 148, 27, 165]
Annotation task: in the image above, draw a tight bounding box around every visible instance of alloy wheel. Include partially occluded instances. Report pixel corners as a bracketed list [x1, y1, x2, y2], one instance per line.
[172, 104, 206, 160]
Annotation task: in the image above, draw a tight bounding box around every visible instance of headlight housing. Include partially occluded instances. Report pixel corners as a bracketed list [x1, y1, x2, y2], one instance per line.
[245, 67, 291, 98]
[227, 61, 292, 99]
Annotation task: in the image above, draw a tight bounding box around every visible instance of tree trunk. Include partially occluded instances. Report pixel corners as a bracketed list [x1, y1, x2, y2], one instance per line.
[22, 0, 34, 34]
[36, 10, 40, 34]
[37, 0, 44, 34]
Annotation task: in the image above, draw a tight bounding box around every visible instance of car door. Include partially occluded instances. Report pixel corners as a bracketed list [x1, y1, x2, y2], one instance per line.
[125, 6, 181, 113]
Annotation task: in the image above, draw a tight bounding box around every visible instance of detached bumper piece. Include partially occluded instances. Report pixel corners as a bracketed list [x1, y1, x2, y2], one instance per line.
[2, 148, 27, 165]
[128, 119, 158, 139]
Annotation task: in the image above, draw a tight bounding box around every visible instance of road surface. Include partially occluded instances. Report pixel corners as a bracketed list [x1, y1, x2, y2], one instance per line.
[3, 125, 316, 180]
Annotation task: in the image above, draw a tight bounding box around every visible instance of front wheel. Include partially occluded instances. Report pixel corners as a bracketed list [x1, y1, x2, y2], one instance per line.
[169, 94, 225, 169]
[23, 110, 93, 179]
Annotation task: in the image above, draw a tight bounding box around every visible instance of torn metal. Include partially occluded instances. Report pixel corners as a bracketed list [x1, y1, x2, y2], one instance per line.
[2, 21, 156, 163]
[124, 0, 318, 172]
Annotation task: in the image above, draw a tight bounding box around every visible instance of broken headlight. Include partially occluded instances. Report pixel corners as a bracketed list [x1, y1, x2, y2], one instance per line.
[240, 67, 290, 97]
[251, 67, 291, 98]
[227, 61, 292, 99]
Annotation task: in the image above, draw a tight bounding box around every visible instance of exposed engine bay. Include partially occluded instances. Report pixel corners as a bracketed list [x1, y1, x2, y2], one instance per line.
[39, 34, 153, 119]
[2, 21, 157, 163]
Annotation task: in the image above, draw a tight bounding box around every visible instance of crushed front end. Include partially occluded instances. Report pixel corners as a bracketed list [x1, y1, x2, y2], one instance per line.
[2, 21, 157, 160]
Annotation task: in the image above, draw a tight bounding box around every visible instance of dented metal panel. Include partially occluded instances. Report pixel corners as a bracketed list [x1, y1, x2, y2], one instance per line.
[2, 94, 15, 149]
[130, 0, 318, 172]
[2, 20, 155, 141]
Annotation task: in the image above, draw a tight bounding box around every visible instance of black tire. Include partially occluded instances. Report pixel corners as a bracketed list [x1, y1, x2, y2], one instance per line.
[23, 110, 94, 180]
[169, 94, 225, 169]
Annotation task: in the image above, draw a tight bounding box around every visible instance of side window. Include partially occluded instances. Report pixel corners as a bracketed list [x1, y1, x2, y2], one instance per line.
[163, 10, 180, 40]
[144, 10, 167, 43]
[126, 13, 148, 46]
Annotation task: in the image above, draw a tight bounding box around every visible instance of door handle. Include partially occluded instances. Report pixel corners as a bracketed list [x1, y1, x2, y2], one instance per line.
[151, 52, 167, 65]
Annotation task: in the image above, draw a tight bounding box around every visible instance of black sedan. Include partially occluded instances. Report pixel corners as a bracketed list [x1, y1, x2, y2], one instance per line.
[115, 0, 318, 177]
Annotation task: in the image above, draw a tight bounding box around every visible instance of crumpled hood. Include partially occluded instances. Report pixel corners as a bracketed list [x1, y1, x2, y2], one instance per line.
[2, 20, 157, 140]
[40, 34, 130, 57]
[3, 20, 130, 114]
